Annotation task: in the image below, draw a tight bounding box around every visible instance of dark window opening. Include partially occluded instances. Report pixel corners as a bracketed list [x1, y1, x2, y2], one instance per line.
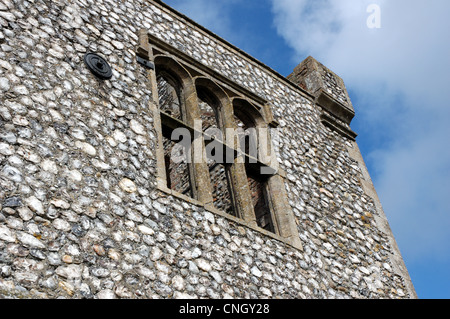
[247, 172, 275, 233]
[208, 160, 235, 216]
[163, 135, 193, 197]
[197, 88, 221, 137]
[157, 74, 183, 121]
[233, 112, 257, 160]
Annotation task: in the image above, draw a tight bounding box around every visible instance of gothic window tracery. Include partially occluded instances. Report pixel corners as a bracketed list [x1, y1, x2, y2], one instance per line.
[150, 45, 300, 248]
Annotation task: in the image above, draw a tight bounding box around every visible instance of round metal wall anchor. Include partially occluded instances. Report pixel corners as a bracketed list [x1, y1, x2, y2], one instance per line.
[83, 53, 113, 80]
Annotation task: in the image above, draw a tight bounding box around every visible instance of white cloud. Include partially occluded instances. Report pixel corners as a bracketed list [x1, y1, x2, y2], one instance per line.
[370, 124, 450, 260]
[271, 0, 450, 261]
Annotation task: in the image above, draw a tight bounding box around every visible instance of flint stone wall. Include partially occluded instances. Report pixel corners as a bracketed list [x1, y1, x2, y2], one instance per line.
[0, 0, 415, 299]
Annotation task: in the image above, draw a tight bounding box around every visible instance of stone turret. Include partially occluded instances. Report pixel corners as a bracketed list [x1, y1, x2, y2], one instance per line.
[288, 56, 357, 140]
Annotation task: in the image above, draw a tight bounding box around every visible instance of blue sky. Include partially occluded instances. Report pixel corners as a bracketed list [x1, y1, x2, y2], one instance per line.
[162, 0, 450, 299]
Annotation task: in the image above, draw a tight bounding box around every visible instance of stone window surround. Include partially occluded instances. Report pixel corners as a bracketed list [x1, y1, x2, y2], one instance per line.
[137, 30, 303, 251]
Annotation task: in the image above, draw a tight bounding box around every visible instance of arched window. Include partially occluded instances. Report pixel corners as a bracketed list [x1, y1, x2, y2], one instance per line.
[157, 73, 183, 121]
[197, 88, 220, 133]
[233, 107, 257, 161]
[233, 98, 276, 232]
[155, 57, 195, 199]
[196, 81, 236, 216]
[149, 48, 301, 250]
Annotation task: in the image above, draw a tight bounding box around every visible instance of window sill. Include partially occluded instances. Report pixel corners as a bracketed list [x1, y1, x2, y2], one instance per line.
[156, 184, 303, 252]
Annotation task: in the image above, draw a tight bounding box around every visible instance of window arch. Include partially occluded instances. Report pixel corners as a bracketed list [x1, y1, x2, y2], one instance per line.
[195, 78, 237, 216]
[197, 87, 220, 133]
[157, 72, 183, 121]
[233, 102, 257, 160]
[232, 98, 277, 232]
[154, 55, 198, 126]
[154, 56, 198, 199]
[195, 77, 231, 135]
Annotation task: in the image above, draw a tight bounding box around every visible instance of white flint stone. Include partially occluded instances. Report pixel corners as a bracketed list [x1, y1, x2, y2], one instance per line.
[209, 271, 223, 284]
[75, 141, 97, 156]
[113, 130, 127, 143]
[0, 225, 16, 243]
[260, 287, 272, 297]
[17, 207, 34, 221]
[6, 217, 23, 230]
[13, 85, 29, 95]
[0, 77, 10, 91]
[155, 261, 171, 274]
[137, 266, 155, 279]
[12, 115, 29, 126]
[66, 169, 83, 182]
[138, 225, 155, 236]
[49, 109, 64, 122]
[26, 196, 44, 215]
[49, 48, 65, 59]
[17, 232, 46, 248]
[56, 265, 83, 279]
[53, 219, 72, 231]
[323, 242, 335, 253]
[70, 128, 86, 140]
[41, 159, 58, 174]
[106, 136, 117, 147]
[173, 292, 198, 299]
[0, 59, 12, 71]
[152, 201, 166, 214]
[150, 246, 163, 261]
[17, 147, 40, 163]
[210, 224, 221, 235]
[0, 11, 16, 22]
[130, 120, 146, 135]
[251, 266, 262, 278]
[50, 199, 71, 209]
[188, 261, 199, 273]
[92, 159, 111, 170]
[156, 232, 166, 242]
[0, 143, 15, 156]
[2, 165, 22, 182]
[113, 108, 126, 117]
[349, 255, 361, 264]
[171, 275, 185, 291]
[119, 178, 137, 193]
[355, 229, 366, 240]
[108, 249, 121, 261]
[14, 272, 39, 284]
[359, 266, 371, 275]
[109, 192, 122, 203]
[111, 40, 124, 50]
[0, 131, 16, 143]
[196, 258, 211, 272]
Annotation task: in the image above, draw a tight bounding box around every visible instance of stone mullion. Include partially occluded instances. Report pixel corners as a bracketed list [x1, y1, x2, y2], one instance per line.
[230, 161, 257, 225]
[223, 101, 257, 226]
[184, 90, 215, 206]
